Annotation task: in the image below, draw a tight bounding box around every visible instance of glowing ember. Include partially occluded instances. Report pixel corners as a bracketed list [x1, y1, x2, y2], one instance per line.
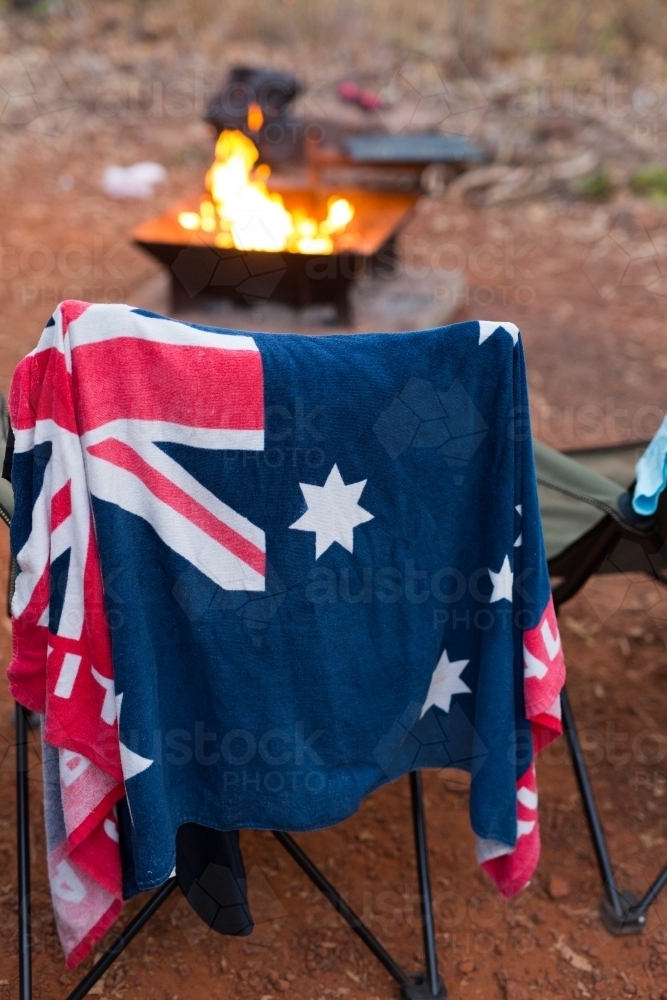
[177, 130, 355, 254]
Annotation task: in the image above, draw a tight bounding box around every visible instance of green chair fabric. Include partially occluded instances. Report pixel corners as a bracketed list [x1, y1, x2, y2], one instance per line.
[535, 438, 667, 584]
[534, 440, 643, 562]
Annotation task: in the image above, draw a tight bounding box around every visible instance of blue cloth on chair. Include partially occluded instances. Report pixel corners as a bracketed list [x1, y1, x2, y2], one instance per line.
[9, 304, 565, 918]
[633, 412, 667, 515]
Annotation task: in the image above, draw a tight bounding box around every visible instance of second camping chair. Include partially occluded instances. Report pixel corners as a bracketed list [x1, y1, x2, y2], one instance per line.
[535, 437, 667, 933]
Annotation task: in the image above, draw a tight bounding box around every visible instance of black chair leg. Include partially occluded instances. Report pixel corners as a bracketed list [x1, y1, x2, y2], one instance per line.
[274, 771, 447, 1000]
[408, 771, 446, 1000]
[561, 688, 649, 933]
[273, 830, 413, 991]
[65, 880, 177, 1000]
[16, 702, 32, 1000]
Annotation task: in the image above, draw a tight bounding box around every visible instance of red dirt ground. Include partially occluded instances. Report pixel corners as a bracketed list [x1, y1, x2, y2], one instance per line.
[3, 197, 667, 1000]
[2, 9, 667, 1000]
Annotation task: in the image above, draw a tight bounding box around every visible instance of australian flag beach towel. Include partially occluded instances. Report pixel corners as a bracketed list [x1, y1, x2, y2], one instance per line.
[8, 301, 565, 965]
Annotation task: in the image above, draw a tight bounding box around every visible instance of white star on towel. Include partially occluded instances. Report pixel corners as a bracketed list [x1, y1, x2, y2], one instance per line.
[290, 464, 374, 559]
[115, 692, 154, 780]
[489, 555, 513, 603]
[478, 320, 520, 346]
[420, 649, 471, 718]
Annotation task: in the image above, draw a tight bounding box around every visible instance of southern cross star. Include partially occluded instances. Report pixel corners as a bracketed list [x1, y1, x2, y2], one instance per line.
[420, 649, 471, 718]
[290, 463, 374, 559]
[489, 554, 513, 603]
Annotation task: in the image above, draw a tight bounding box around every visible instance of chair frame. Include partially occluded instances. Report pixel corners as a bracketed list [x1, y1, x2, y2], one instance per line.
[14, 452, 667, 997]
[15, 700, 447, 1000]
[553, 516, 667, 933]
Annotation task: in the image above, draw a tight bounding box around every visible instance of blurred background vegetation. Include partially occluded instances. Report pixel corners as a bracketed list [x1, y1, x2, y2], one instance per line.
[163, 0, 667, 65]
[4, 0, 667, 67]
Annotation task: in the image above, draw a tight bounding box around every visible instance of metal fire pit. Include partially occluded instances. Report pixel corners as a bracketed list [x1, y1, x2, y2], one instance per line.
[132, 188, 419, 324]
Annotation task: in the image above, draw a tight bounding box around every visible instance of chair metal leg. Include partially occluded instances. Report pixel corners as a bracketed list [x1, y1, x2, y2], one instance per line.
[561, 688, 649, 933]
[66, 879, 177, 1000]
[409, 771, 446, 1000]
[273, 830, 412, 990]
[16, 702, 32, 1000]
[14, 698, 175, 1000]
[274, 771, 447, 1000]
[637, 863, 667, 911]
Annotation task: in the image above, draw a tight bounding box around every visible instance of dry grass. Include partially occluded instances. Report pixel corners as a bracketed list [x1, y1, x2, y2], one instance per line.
[162, 0, 667, 61]
[3, 0, 667, 67]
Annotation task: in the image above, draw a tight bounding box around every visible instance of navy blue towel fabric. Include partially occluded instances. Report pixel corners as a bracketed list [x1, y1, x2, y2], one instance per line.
[88, 315, 554, 889]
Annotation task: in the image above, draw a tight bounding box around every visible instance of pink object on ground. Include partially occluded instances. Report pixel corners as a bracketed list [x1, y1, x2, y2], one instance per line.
[337, 80, 385, 111]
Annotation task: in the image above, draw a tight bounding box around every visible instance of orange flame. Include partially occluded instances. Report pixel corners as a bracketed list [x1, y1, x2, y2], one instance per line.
[178, 130, 354, 255]
[247, 102, 264, 132]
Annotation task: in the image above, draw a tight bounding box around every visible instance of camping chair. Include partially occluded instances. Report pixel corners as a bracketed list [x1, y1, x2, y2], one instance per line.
[535, 438, 667, 934]
[7, 431, 667, 1000]
[1, 441, 447, 1000]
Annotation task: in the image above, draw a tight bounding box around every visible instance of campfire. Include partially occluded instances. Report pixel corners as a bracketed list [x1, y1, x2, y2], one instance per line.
[176, 129, 355, 256]
[132, 129, 419, 322]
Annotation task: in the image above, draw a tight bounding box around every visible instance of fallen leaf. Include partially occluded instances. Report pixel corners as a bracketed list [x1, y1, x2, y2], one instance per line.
[554, 935, 594, 973]
[619, 970, 636, 994]
[639, 832, 666, 848]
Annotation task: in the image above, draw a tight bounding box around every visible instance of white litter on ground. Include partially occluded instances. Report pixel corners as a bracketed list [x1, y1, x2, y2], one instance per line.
[102, 162, 167, 199]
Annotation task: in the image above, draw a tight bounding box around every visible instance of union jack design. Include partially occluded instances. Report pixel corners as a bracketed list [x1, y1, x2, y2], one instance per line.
[523, 595, 564, 751]
[473, 597, 564, 897]
[8, 300, 266, 965]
